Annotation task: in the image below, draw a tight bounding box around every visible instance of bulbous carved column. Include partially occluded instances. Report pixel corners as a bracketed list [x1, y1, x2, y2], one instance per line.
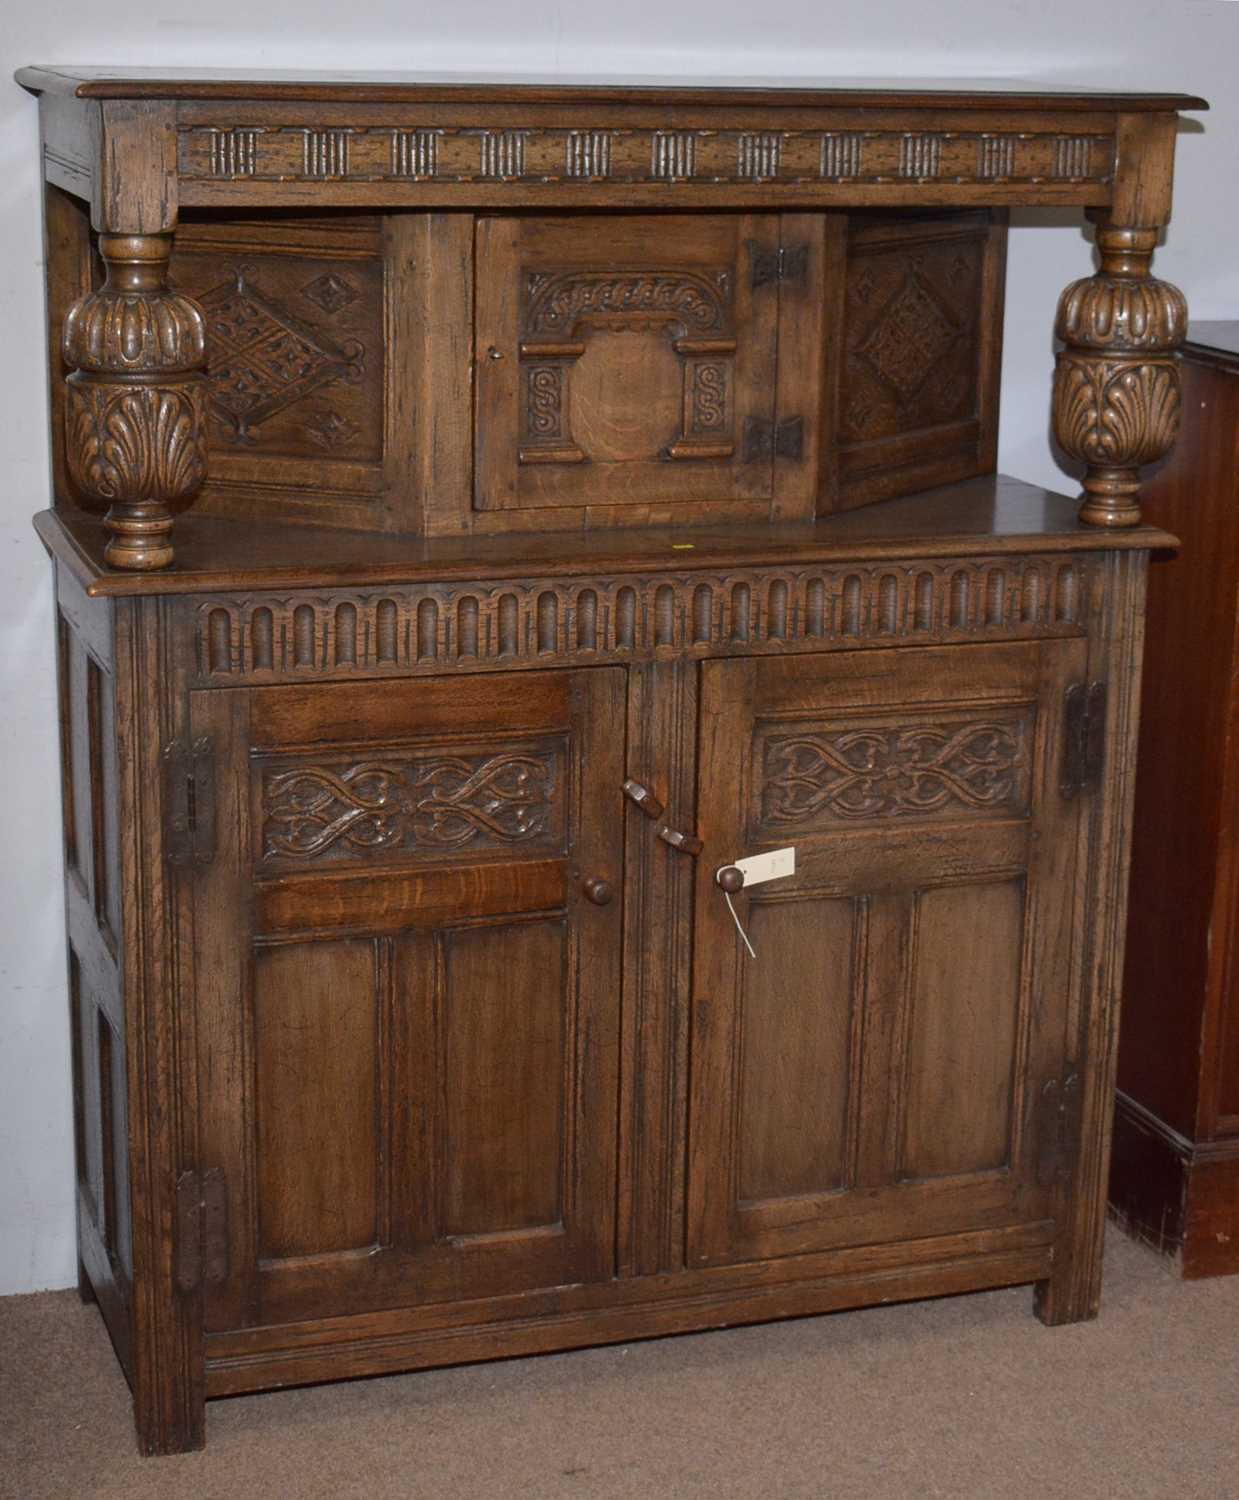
[63, 234, 208, 570]
[1052, 222, 1187, 528]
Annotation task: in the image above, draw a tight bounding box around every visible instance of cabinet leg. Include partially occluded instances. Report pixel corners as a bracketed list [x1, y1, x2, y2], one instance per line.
[1032, 1264, 1101, 1328]
[133, 1391, 206, 1458]
[76, 1256, 96, 1305]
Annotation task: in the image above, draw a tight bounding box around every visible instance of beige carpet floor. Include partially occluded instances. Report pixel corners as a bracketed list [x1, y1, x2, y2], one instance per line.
[2, 1229, 1236, 1500]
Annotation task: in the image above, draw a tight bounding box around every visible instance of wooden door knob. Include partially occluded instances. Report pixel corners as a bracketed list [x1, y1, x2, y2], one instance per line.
[716, 865, 745, 893]
[583, 877, 614, 906]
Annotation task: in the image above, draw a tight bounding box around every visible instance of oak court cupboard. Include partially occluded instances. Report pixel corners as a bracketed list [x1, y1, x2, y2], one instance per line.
[16, 65, 1204, 1455]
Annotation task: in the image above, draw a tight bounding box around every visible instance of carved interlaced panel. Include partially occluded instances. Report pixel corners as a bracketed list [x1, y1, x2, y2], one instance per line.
[196, 556, 1089, 683]
[259, 741, 564, 864]
[756, 708, 1032, 828]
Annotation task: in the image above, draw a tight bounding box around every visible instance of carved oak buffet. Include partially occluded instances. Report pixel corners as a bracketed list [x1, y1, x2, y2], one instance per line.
[17, 67, 1203, 1455]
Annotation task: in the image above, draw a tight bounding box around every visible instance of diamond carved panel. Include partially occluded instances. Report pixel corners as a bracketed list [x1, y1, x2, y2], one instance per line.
[201, 268, 366, 443]
[841, 234, 986, 447]
[859, 273, 961, 401]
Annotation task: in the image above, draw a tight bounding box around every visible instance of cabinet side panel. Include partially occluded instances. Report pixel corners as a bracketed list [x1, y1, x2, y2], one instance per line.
[827, 210, 1007, 513]
[55, 570, 133, 1374]
[43, 182, 94, 510]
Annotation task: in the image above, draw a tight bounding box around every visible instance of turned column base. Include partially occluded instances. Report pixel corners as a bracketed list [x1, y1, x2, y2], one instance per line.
[102, 502, 176, 571]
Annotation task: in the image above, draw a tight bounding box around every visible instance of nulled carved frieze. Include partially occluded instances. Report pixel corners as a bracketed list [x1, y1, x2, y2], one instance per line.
[758, 714, 1031, 827]
[195, 557, 1090, 683]
[261, 747, 562, 863]
[178, 125, 1115, 190]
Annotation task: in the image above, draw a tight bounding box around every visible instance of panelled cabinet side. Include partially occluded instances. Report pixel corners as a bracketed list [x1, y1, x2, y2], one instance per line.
[1035, 548, 1151, 1323]
[111, 593, 205, 1455]
[52, 565, 133, 1365]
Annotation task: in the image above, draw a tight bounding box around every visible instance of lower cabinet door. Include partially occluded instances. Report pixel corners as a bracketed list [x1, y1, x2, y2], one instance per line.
[687, 640, 1085, 1268]
[191, 667, 625, 1329]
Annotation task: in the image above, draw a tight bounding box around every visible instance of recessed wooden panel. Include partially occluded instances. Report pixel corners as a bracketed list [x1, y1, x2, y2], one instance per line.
[825, 210, 1006, 512]
[738, 897, 858, 1202]
[901, 880, 1023, 1180]
[255, 939, 379, 1259]
[441, 919, 567, 1237]
[64, 630, 95, 903]
[168, 214, 419, 532]
[97, 663, 121, 950]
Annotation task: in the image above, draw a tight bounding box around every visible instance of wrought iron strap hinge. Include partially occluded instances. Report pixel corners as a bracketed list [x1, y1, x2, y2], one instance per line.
[750, 242, 809, 290]
[163, 736, 217, 865]
[1060, 681, 1107, 798]
[742, 415, 804, 464]
[174, 1168, 228, 1294]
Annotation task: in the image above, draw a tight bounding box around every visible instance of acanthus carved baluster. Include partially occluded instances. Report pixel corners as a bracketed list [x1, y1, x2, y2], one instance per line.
[63, 234, 208, 570]
[1052, 220, 1187, 528]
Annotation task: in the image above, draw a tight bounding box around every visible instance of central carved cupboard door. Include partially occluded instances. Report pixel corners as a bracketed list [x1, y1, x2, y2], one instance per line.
[687, 639, 1085, 1268]
[474, 214, 811, 525]
[190, 668, 624, 1330]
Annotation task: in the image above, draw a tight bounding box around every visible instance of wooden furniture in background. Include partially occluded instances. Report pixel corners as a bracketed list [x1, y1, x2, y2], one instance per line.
[1111, 323, 1239, 1277]
[18, 67, 1202, 1455]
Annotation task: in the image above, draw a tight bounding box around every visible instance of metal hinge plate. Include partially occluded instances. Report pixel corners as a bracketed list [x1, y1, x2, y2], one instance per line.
[750, 242, 809, 290]
[175, 1167, 228, 1293]
[742, 415, 804, 464]
[163, 736, 217, 865]
[1036, 1071, 1082, 1190]
[1060, 682, 1107, 798]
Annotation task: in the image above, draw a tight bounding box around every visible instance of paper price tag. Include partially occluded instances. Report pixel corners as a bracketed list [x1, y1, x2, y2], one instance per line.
[731, 847, 795, 887]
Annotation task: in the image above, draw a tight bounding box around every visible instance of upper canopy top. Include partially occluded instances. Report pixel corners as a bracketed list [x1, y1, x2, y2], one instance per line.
[16, 66, 1208, 112]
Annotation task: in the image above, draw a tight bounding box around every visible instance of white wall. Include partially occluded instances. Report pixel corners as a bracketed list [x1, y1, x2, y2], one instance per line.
[2, 4, 1237, 1296]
